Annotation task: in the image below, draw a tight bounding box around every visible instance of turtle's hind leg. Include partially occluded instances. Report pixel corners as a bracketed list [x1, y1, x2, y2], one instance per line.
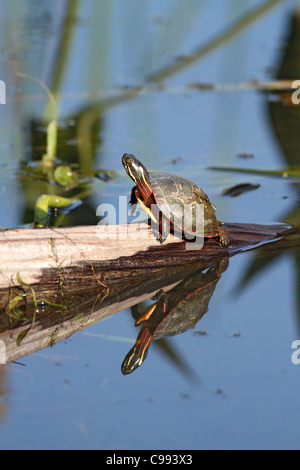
[218, 225, 230, 247]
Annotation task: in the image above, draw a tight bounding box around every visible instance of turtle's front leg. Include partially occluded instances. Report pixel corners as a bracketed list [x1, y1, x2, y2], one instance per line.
[129, 185, 138, 215]
[156, 210, 168, 244]
[129, 185, 138, 205]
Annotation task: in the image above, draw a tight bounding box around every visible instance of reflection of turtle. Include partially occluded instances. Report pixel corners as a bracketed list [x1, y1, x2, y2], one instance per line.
[122, 153, 230, 245]
[121, 256, 229, 375]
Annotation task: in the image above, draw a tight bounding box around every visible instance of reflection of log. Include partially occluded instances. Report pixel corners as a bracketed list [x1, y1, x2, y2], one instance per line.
[0, 270, 184, 365]
[0, 222, 292, 290]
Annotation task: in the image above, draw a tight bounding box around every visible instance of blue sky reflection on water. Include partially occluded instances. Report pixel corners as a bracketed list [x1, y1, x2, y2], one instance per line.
[0, 0, 300, 450]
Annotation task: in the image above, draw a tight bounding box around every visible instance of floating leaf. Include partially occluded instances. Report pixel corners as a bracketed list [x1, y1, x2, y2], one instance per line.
[94, 169, 118, 182]
[222, 183, 260, 197]
[36, 299, 67, 310]
[7, 308, 27, 321]
[237, 152, 254, 159]
[5, 294, 25, 314]
[209, 165, 300, 179]
[54, 165, 78, 188]
[17, 327, 31, 346]
[16, 272, 30, 288]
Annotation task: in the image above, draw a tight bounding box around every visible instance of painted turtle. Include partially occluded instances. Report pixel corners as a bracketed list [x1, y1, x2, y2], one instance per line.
[121, 257, 229, 375]
[122, 153, 229, 246]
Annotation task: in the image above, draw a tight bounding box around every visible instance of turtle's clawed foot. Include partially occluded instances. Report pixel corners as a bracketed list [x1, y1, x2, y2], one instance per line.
[219, 228, 230, 247]
[152, 225, 166, 244]
[158, 234, 166, 244]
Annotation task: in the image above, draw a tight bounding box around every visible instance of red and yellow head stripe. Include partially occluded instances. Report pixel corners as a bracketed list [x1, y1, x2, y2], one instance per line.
[122, 153, 153, 201]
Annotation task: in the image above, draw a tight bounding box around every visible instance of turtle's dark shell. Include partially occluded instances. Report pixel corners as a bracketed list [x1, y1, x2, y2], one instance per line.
[149, 172, 220, 238]
[150, 259, 228, 339]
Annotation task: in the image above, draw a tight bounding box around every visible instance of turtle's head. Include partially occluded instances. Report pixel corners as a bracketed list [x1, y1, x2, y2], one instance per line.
[121, 337, 150, 375]
[122, 153, 150, 187]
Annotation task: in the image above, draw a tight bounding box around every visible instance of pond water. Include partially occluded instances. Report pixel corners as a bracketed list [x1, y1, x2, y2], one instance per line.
[1, 0, 300, 450]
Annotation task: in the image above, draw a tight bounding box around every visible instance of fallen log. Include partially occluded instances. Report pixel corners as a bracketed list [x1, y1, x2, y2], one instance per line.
[0, 222, 292, 291]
